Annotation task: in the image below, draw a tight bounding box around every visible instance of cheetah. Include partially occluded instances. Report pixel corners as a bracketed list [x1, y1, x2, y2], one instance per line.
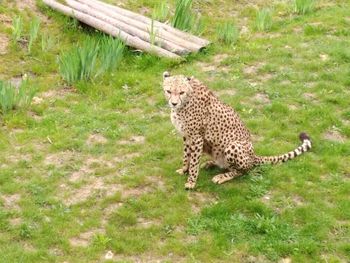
[162, 71, 312, 189]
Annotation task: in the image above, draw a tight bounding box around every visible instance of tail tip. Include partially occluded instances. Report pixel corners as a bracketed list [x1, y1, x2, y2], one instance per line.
[299, 132, 311, 142]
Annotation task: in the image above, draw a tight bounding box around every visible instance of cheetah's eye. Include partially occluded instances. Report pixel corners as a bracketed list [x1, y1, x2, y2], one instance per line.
[179, 91, 185, 95]
[166, 90, 171, 94]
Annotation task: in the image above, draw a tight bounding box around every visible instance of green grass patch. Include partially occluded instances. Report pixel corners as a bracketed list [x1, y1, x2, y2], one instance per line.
[255, 8, 273, 31]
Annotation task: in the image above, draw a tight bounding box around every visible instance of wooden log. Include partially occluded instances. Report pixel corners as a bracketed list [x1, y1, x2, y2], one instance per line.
[75, 0, 202, 52]
[66, 0, 189, 55]
[85, 0, 210, 48]
[43, 0, 181, 59]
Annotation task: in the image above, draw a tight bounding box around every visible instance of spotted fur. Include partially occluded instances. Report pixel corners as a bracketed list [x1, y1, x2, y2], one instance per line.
[163, 72, 312, 189]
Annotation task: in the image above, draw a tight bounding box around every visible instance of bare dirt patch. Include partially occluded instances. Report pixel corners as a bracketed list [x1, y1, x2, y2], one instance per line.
[196, 53, 231, 74]
[9, 217, 22, 226]
[253, 93, 271, 104]
[303, 92, 318, 101]
[215, 88, 237, 97]
[136, 217, 161, 228]
[113, 152, 141, 163]
[2, 194, 21, 211]
[86, 133, 108, 145]
[0, 14, 12, 27]
[324, 128, 346, 143]
[0, 34, 9, 55]
[243, 62, 265, 75]
[188, 192, 218, 213]
[119, 135, 145, 145]
[44, 151, 75, 167]
[69, 228, 104, 247]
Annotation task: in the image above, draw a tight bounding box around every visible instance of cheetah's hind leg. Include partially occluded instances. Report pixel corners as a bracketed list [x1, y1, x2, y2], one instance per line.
[212, 170, 242, 184]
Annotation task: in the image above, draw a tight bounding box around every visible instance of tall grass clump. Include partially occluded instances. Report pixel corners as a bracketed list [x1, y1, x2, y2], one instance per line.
[97, 36, 125, 75]
[0, 79, 36, 114]
[59, 40, 99, 84]
[28, 18, 41, 52]
[41, 33, 55, 52]
[12, 16, 23, 43]
[217, 21, 239, 45]
[294, 0, 314, 14]
[152, 1, 169, 22]
[59, 37, 125, 85]
[172, 0, 204, 34]
[255, 8, 272, 31]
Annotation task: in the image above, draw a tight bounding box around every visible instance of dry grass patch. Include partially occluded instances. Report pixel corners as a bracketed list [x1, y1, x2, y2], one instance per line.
[253, 93, 271, 104]
[44, 150, 75, 167]
[69, 228, 105, 247]
[86, 133, 108, 145]
[119, 135, 145, 145]
[0, 34, 9, 55]
[1, 193, 21, 211]
[188, 192, 218, 213]
[324, 128, 346, 143]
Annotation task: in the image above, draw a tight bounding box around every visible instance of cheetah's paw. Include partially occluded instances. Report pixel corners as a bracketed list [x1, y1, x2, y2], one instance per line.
[185, 181, 196, 190]
[212, 174, 227, 184]
[176, 168, 188, 175]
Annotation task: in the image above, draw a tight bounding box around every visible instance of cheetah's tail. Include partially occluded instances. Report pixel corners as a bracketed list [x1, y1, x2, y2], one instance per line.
[254, 133, 312, 165]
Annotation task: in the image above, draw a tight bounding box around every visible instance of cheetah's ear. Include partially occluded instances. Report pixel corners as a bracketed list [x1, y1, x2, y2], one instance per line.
[163, 71, 170, 79]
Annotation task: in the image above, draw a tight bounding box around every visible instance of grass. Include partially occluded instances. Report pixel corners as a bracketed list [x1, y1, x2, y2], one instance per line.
[11, 16, 23, 43]
[294, 0, 315, 15]
[28, 17, 41, 53]
[0, 78, 36, 114]
[255, 8, 273, 32]
[217, 21, 239, 45]
[58, 36, 124, 85]
[152, 1, 169, 22]
[0, 0, 349, 262]
[171, 0, 204, 34]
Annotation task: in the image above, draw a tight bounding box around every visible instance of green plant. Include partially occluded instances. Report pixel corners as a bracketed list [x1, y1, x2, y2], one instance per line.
[172, 0, 201, 32]
[152, 1, 169, 22]
[149, 19, 158, 47]
[255, 8, 272, 31]
[0, 78, 36, 114]
[58, 39, 99, 84]
[294, 0, 315, 14]
[12, 16, 23, 43]
[217, 21, 239, 45]
[97, 36, 125, 75]
[41, 33, 55, 52]
[28, 17, 41, 52]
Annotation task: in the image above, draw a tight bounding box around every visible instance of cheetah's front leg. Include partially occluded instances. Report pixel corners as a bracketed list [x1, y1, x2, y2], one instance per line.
[176, 137, 191, 175]
[185, 136, 204, 190]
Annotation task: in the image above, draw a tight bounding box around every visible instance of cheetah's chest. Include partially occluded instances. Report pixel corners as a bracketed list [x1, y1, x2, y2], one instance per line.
[171, 111, 185, 135]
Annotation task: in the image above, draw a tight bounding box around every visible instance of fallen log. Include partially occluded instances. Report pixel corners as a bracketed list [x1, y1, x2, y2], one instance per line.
[66, 0, 189, 55]
[75, 0, 203, 52]
[43, 0, 181, 58]
[86, 0, 209, 48]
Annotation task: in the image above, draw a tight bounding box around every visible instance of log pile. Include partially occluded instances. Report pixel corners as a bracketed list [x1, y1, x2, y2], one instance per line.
[43, 0, 210, 59]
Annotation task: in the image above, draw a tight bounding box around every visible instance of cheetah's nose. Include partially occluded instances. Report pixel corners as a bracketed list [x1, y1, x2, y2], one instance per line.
[172, 102, 178, 106]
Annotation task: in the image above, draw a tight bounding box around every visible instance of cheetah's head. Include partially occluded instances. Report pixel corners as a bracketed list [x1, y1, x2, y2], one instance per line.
[162, 71, 193, 110]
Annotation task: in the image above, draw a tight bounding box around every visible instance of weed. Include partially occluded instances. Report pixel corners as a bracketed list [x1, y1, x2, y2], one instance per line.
[97, 36, 125, 75]
[149, 19, 158, 47]
[0, 78, 36, 114]
[217, 21, 239, 45]
[255, 8, 272, 31]
[41, 33, 55, 52]
[28, 17, 41, 53]
[294, 0, 315, 15]
[172, 0, 204, 33]
[58, 39, 99, 84]
[152, 1, 169, 22]
[11, 16, 23, 43]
